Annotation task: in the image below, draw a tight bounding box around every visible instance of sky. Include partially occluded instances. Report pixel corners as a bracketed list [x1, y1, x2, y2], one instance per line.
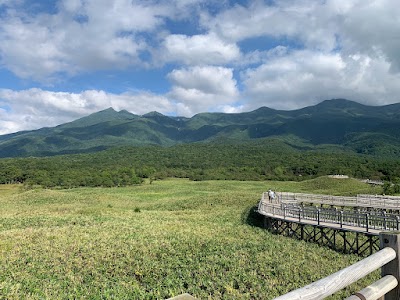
[0, 0, 400, 134]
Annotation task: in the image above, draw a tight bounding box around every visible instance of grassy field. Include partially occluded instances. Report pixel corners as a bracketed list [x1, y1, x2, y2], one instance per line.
[0, 177, 382, 299]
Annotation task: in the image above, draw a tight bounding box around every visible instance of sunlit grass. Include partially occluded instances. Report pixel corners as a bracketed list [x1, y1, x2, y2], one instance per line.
[0, 178, 380, 299]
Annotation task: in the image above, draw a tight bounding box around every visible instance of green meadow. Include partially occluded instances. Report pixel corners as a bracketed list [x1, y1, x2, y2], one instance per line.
[0, 178, 381, 299]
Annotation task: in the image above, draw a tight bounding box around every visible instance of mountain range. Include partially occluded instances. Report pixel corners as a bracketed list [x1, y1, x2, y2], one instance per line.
[1, 98, 400, 158]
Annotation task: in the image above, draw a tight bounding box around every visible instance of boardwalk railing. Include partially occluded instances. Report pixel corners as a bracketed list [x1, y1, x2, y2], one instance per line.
[258, 202, 400, 233]
[265, 192, 400, 209]
[273, 232, 400, 300]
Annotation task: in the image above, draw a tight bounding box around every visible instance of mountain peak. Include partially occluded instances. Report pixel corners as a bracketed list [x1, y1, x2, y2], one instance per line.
[58, 107, 137, 129]
[101, 107, 116, 112]
[316, 99, 365, 109]
[142, 111, 164, 117]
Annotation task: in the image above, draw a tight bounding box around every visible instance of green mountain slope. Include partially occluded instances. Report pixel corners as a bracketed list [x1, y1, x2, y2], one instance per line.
[0, 99, 400, 158]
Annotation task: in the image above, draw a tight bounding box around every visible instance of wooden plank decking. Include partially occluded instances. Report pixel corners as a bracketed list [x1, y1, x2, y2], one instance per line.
[258, 208, 381, 235]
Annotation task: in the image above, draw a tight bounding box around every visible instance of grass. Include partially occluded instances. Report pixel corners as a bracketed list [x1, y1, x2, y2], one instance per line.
[0, 177, 382, 299]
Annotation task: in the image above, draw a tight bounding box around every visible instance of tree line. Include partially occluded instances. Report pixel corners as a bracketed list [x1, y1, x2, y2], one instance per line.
[0, 140, 400, 189]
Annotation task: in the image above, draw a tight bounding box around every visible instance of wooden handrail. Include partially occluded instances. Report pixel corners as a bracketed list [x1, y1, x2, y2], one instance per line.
[275, 192, 400, 210]
[258, 202, 400, 233]
[272, 232, 400, 300]
[273, 247, 396, 300]
[344, 275, 398, 300]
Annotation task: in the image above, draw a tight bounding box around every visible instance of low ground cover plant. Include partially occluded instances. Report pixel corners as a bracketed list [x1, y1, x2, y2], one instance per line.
[0, 178, 380, 299]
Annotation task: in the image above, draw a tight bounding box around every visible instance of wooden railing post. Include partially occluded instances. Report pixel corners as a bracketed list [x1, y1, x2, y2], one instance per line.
[340, 210, 343, 228]
[383, 211, 387, 230]
[380, 232, 400, 300]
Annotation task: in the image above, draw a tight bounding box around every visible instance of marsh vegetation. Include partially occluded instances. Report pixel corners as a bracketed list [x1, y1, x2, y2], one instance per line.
[0, 177, 381, 299]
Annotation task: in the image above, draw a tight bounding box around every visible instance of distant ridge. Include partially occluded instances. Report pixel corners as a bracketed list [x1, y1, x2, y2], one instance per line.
[0, 99, 400, 158]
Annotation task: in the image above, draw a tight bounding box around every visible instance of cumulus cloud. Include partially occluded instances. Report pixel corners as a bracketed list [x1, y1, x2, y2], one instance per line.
[0, 0, 172, 80]
[162, 33, 241, 65]
[242, 50, 400, 110]
[201, 0, 341, 51]
[339, 0, 400, 72]
[167, 66, 239, 115]
[201, 0, 400, 77]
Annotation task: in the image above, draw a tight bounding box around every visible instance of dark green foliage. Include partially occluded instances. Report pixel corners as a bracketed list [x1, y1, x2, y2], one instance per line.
[0, 99, 400, 188]
[0, 158, 143, 188]
[382, 179, 400, 195]
[1, 99, 400, 158]
[0, 139, 399, 188]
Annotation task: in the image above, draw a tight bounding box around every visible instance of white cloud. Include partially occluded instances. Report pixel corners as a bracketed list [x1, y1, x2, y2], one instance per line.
[162, 33, 241, 65]
[0, 18, 70, 80]
[167, 66, 239, 115]
[339, 0, 400, 72]
[201, 0, 340, 51]
[0, 0, 173, 80]
[202, 0, 400, 74]
[242, 50, 400, 110]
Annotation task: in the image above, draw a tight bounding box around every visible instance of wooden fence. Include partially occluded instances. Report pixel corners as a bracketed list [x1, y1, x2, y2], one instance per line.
[258, 202, 400, 233]
[273, 232, 400, 300]
[263, 192, 400, 210]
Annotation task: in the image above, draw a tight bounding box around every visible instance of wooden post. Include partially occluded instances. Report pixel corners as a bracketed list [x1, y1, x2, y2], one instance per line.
[264, 216, 271, 229]
[380, 232, 400, 300]
[340, 211, 343, 228]
[383, 211, 387, 230]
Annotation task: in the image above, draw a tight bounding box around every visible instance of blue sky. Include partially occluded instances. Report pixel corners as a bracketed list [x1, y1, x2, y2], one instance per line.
[0, 0, 400, 134]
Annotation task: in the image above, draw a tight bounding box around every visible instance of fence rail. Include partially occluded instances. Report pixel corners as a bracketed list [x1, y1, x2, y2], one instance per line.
[263, 192, 400, 209]
[258, 202, 400, 233]
[272, 232, 400, 300]
[274, 246, 397, 300]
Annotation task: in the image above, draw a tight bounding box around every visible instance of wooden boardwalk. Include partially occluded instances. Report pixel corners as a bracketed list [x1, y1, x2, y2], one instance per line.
[258, 205, 382, 235]
[257, 192, 400, 256]
[258, 201, 400, 234]
[261, 192, 400, 210]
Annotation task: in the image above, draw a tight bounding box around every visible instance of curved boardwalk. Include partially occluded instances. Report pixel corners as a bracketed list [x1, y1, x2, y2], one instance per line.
[258, 192, 400, 234]
[266, 191, 400, 210]
[257, 192, 400, 256]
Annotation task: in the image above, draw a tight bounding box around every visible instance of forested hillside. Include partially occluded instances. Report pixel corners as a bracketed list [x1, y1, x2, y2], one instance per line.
[0, 99, 400, 158]
[1, 139, 400, 190]
[1, 99, 400, 190]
